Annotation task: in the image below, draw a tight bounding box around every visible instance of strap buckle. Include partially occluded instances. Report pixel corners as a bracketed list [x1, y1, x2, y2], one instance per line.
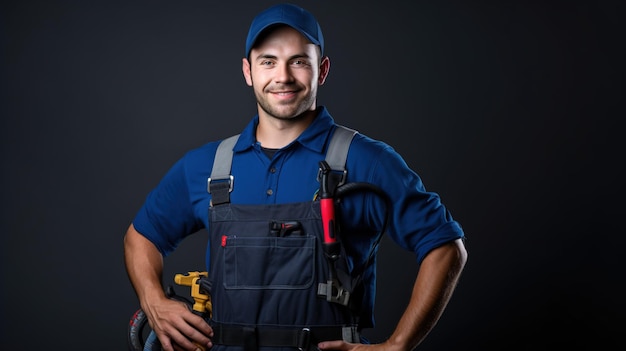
[317, 279, 351, 306]
[316, 168, 347, 200]
[207, 175, 234, 193]
[297, 328, 311, 351]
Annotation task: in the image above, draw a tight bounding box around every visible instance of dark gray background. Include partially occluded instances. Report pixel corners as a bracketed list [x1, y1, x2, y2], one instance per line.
[1, 0, 624, 349]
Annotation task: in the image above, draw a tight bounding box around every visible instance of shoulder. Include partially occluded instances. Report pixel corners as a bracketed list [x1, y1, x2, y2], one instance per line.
[181, 137, 232, 162]
[349, 132, 395, 154]
[173, 138, 232, 176]
[344, 131, 412, 182]
[349, 132, 405, 166]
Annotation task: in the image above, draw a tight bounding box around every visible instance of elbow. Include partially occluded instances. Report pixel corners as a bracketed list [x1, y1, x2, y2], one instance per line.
[455, 237, 468, 269]
[450, 238, 468, 275]
[434, 238, 467, 279]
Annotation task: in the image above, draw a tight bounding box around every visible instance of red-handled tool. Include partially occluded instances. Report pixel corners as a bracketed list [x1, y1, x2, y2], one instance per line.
[319, 161, 340, 260]
[319, 161, 336, 243]
[317, 160, 348, 304]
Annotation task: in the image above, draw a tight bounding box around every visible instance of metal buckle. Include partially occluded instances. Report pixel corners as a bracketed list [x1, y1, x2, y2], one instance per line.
[297, 327, 311, 351]
[316, 168, 347, 186]
[207, 175, 234, 193]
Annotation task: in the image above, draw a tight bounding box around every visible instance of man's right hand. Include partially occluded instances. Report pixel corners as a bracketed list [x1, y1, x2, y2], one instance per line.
[143, 296, 213, 351]
[124, 225, 214, 351]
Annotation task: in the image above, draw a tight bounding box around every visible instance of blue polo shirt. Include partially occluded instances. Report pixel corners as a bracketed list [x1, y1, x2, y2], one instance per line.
[133, 106, 464, 327]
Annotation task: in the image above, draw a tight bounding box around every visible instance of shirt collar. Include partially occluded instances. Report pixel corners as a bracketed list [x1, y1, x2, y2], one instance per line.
[233, 106, 336, 154]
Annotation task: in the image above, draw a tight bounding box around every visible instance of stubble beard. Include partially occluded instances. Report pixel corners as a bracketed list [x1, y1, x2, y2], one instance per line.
[255, 87, 317, 122]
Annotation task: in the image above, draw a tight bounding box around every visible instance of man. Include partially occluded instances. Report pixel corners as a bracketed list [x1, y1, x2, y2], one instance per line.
[124, 3, 467, 351]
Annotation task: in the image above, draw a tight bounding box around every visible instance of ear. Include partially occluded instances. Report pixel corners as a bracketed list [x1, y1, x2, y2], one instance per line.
[318, 56, 331, 85]
[242, 58, 253, 86]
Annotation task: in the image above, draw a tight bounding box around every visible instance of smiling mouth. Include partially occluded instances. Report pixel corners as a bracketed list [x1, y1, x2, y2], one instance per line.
[270, 91, 298, 101]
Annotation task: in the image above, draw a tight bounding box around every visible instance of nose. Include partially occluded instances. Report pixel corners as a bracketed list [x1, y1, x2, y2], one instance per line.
[274, 62, 294, 84]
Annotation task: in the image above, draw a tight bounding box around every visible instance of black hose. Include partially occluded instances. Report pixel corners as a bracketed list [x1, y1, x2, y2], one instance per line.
[334, 181, 392, 275]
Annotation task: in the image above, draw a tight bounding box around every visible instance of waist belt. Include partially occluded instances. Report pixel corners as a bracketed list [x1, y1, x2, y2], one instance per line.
[211, 322, 360, 350]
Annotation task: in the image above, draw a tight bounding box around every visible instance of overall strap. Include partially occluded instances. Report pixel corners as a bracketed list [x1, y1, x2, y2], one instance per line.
[320, 125, 358, 194]
[207, 134, 239, 206]
[325, 125, 357, 171]
[208, 125, 358, 206]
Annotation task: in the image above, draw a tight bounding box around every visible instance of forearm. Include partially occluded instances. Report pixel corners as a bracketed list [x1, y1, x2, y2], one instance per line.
[123, 224, 168, 308]
[124, 224, 214, 350]
[386, 238, 467, 350]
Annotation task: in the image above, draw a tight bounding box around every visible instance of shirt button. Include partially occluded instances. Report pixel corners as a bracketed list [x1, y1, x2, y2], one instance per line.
[270, 167, 276, 173]
[266, 189, 273, 195]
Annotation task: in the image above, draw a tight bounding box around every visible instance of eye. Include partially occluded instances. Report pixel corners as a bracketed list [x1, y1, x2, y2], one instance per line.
[291, 59, 310, 67]
[260, 60, 274, 66]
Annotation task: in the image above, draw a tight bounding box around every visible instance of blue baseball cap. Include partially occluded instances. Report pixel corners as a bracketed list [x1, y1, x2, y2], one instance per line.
[245, 3, 324, 58]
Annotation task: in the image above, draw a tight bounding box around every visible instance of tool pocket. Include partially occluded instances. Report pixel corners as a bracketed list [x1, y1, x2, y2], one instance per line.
[221, 235, 316, 290]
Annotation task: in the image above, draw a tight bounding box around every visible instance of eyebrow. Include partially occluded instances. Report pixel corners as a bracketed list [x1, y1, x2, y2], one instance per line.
[254, 53, 311, 62]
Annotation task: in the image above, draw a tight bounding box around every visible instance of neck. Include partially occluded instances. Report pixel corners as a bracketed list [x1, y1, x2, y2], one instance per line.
[256, 109, 317, 148]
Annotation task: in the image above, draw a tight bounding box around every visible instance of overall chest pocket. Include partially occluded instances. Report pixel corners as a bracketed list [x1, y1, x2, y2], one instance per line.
[221, 235, 316, 290]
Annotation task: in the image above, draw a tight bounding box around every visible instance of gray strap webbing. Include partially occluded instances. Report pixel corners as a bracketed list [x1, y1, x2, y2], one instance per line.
[211, 134, 239, 180]
[326, 125, 357, 171]
[321, 125, 357, 192]
[208, 125, 358, 205]
[208, 134, 239, 205]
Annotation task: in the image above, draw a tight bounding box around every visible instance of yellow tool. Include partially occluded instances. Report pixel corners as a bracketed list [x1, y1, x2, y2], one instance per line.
[174, 271, 212, 317]
[173, 271, 212, 351]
